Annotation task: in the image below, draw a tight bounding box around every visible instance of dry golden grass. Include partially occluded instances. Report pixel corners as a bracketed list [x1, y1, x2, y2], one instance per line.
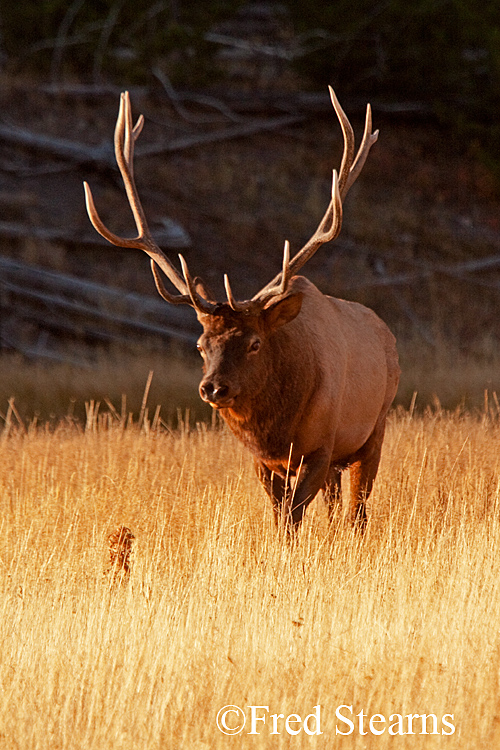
[0, 351, 210, 425]
[1, 405, 500, 747]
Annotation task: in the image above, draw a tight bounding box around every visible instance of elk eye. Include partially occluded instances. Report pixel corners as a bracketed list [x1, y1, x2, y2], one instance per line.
[248, 339, 261, 353]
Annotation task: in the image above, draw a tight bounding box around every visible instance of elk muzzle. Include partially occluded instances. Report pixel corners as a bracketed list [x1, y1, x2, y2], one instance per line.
[199, 379, 239, 408]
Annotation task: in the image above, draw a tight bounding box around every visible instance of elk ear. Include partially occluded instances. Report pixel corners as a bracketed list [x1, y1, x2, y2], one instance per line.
[193, 276, 216, 303]
[262, 292, 303, 332]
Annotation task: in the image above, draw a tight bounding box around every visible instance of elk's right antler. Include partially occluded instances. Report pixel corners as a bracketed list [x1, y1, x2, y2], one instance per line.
[84, 92, 216, 314]
[248, 86, 378, 307]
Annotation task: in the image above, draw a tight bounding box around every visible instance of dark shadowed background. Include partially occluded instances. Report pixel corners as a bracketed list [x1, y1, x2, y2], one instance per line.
[0, 0, 499, 422]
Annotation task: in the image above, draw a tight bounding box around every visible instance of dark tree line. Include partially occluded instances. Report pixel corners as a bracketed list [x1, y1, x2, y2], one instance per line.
[0, 1, 499, 171]
[287, 0, 500, 173]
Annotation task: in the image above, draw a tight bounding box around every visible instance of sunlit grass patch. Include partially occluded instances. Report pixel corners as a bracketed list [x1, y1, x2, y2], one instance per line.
[0, 407, 499, 746]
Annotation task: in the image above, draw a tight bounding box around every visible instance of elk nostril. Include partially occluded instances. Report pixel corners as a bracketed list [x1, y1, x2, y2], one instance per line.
[200, 382, 215, 401]
[214, 385, 229, 400]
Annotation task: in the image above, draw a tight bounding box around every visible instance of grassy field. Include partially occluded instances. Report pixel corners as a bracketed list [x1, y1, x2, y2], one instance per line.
[1, 402, 500, 748]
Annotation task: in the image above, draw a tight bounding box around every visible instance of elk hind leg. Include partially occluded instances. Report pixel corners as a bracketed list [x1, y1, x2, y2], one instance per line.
[348, 419, 386, 531]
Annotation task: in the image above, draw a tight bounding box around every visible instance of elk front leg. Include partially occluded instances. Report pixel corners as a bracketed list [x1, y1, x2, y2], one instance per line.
[282, 449, 331, 531]
[255, 461, 289, 526]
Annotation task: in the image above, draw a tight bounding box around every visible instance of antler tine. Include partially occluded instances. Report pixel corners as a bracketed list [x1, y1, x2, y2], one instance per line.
[328, 86, 355, 197]
[247, 240, 293, 310]
[343, 103, 379, 196]
[178, 254, 217, 314]
[150, 260, 192, 305]
[114, 92, 145, 231]
[118, 91, 144, 182]
[279, 239, 291, 295]
[224, 274, 250, 312]
[328, 87, 378, 199]
[84, 91, 190, 301]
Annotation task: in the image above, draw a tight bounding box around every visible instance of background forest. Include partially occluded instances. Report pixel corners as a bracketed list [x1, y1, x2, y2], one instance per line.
[2, 0, 498, 159]
[0, 0, 499, 418]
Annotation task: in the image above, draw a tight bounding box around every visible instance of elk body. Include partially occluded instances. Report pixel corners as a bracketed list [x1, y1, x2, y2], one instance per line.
[84, 89, 400, 531]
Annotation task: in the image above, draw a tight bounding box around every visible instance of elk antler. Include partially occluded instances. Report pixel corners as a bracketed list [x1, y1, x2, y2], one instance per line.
[227, 86, 379, 312]
[84, 92, 216, 314]
[284, 87, 378, 275]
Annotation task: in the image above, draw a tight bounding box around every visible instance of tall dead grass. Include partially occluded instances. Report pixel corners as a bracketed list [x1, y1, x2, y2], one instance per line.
[0, 350, 210, 426]
[0, 405, 499, 747]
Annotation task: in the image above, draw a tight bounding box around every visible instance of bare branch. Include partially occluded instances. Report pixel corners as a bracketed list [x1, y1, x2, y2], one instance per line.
[153, 67, 246, 124]
[92, 0, 125, 83]
[51, 0, 86, 85]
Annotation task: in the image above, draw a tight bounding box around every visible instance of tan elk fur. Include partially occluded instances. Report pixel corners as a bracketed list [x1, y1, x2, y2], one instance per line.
[195, 275, 400, 528]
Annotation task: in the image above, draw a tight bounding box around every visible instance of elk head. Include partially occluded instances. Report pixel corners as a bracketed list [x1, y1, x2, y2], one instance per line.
[83, 89, 378, 410]
[195, 286, 304, 409]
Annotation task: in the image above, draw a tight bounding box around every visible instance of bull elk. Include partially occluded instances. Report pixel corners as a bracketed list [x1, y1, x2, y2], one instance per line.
[84, 88, 400, 532]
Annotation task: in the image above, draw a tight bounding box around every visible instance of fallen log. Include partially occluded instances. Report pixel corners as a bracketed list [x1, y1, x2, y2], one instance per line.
[0, 112, 304, 169]
[0, 255, 199, 349]
[0, 218, 191, 250]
